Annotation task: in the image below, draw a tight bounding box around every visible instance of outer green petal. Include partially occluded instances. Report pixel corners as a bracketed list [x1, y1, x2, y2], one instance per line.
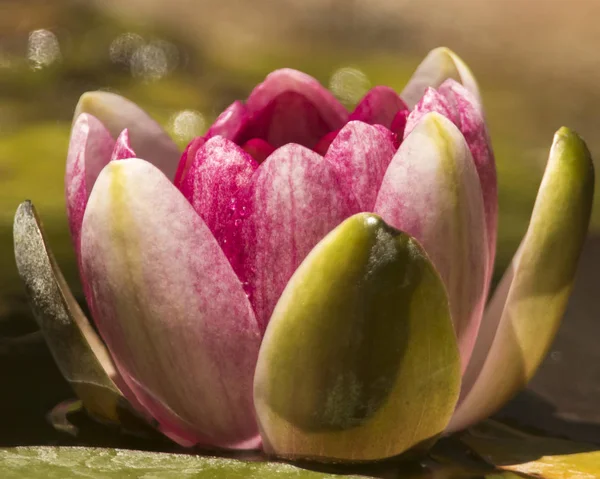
[401, 47, 481, 109]
[254, 213, 461, 462]
[449, 128, 594, 432]
[13, 201, 127, 424]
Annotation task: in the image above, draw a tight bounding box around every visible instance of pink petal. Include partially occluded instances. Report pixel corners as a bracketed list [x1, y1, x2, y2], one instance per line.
[349, 86, 408, 129]
[235, 91, 335, 150]
[229, 144, 360, 333]
[375, 113, 488, 372]
[325, 121, 396, 211]
[110, 129, 136, 161]
[74, 91, 181, 180]
[206, 101, 249, 140]
[81, 158, 261, 449]
[242, 138, 276, 164]
[179, 136, 258, 247]
[438, 79, 497, 279]
[117, 358, 261, 449]
[244, 68, 348, 130]
[404, 87, 456, 139]
[65, 113, 114, 252]
[173, 137, 206, 188]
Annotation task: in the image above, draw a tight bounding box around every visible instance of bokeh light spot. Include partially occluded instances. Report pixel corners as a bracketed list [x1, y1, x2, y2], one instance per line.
[27, 29, 61, 70]
[329, 67, 370, 105]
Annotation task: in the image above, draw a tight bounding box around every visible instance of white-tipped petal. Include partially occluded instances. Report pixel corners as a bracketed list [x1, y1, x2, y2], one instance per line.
[375, 113, 488, 372]
[81, 158, 261, 448]
[401, 47, 481, 109]
[75, 91, 180, 179]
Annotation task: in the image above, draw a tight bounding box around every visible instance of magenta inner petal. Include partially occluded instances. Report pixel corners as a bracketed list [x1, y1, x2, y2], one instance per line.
[314, 129, 340, 156]
[244, 68, 348, 129]
[233, 91, 334, 150]
[111, 129, 137, 161]
[205, 100, 249, 141]
[389, 110, 409, 143]
[242, 138, 276, 164]
[223, 144, 361, 333]
[349, 85, 408, 129]
[179, 136, 258, 250]
[173, 137, 206, 188]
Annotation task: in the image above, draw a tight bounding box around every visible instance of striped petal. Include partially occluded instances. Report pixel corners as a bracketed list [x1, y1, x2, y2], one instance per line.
[375, 113, 488, 372]
[449, 128, 594, 432]
[179, 136, 257, 245]
[75, 91, 180, 180]
[81, 158, 261, 449]
[325, 121, 396, 211]
[349, 86, 408, 129]
[65, 113, 114, 252]
[401, 47, 481, 109]
[230, 144, 360, 333]
[254, 213, 460, 461]
[244, 69, 348, 130]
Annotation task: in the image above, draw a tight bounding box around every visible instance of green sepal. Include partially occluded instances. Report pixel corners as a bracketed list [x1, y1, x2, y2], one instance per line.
[254, 213, 461, 462]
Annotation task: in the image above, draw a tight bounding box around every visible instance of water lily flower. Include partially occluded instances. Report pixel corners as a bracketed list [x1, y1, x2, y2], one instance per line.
[14, 47, 593, 462]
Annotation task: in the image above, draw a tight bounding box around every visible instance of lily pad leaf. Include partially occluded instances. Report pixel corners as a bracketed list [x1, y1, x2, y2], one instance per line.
[0, 447, 366, 479]
[0, 445, 536, 479]
[254, 213, 461, 462]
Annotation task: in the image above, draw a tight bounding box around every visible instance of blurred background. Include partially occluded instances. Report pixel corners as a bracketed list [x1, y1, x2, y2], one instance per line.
[1, 0, 599, 447]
